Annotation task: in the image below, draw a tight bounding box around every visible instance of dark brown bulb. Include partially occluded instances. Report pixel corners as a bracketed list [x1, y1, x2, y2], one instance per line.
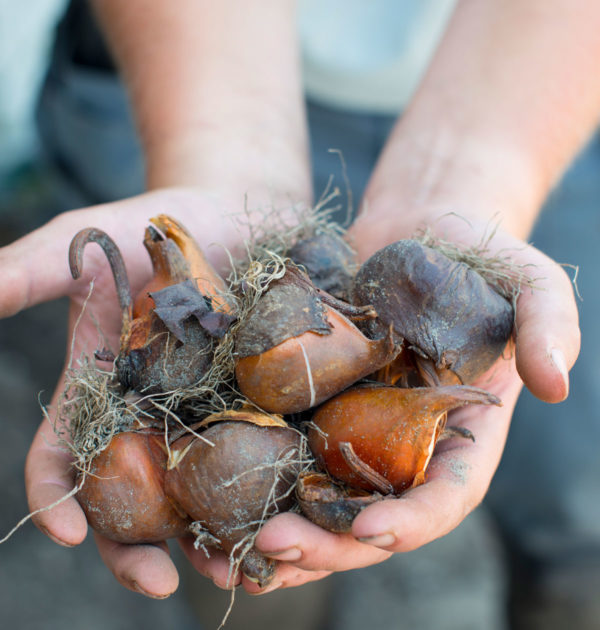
[353, 240, 514, 384]
[288, 232, 357, 299]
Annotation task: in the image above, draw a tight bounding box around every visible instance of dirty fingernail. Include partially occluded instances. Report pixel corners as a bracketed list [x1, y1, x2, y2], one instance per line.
[249, 580, 282, 595]
[261, 547, 302, 562]
[129, 580, 170, 599]
[39, 524, 75, 548]
[357, 533, 396, 548]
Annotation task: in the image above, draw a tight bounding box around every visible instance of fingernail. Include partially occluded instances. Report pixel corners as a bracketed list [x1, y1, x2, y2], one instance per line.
[130, 580, 170, 599]
[249, 580, 282, 596]
[261, 546, 302, 562]
[39, 525, 75, 548]
[357, 533, 396, 548]
[550, 347, 569, 396]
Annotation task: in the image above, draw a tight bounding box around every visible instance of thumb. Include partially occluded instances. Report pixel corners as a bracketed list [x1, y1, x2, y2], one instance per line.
[513, 245, 580, 403]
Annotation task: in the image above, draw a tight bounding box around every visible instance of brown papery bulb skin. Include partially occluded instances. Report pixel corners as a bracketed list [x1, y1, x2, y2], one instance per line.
[149, 214, 230, 313]
[77, 430, 191, 544]
[308, 385, 500, 494]
[353, 240, 514, 385]
[235, 306, 398, 414]
[118, 312, 212, 394]
[164, 421, 303, 587]
[296, 472, 382, 533]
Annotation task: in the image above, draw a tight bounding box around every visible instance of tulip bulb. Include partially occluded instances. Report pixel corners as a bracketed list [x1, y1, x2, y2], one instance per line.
[235, 265, 399, 413]
[308, 384, 501, 494]
[164, 416, 304, 587]
[76, 429, 191, 544]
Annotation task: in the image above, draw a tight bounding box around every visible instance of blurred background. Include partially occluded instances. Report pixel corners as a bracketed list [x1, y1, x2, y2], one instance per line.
[1, 2, 597, 629]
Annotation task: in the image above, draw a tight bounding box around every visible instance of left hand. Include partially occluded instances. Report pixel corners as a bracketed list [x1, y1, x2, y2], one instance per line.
[180, 215, 579, 594]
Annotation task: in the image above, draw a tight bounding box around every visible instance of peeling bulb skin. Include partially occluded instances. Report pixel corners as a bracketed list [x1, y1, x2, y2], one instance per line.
[116, 314, 213, 394]
[235, 307, 400, 414]
[296, 472, 383, 533]
[308, 385, 501, 494]
[76, 430, 191, 544]
[149, 214, 230, 313]
[164, 420, 304, 587]
[132, 227, 192, 318]
[353, 240, 514, 384]
[234, 265, 333, 360]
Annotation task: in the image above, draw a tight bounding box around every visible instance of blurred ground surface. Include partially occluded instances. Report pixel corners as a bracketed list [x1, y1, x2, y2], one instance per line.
[0, 168, 508, 630]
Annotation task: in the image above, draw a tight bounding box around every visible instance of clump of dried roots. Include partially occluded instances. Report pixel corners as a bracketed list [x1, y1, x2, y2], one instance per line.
[415, 223, 540, 306]
[234, 179, 355, 276]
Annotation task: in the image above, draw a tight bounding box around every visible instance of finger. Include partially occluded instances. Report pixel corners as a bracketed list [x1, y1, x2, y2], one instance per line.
[0, 211, 90, 317]
[243, 565, 332, 595]
[23, 298, 118, 547]
[25, 418, 88, 547]
[512, 244, 580, 402]
[255, 512, 391, 573]
[178, 537, 242, 589]
[0, 204, 150, 318]
[95, 534, 179, 598]
[350, 372, 522, 552]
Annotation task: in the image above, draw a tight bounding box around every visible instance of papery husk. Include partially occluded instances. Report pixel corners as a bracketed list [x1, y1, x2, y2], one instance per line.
[296, 471, 382, 533]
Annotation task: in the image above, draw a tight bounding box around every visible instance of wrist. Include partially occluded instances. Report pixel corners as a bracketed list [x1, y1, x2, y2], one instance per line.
[353, 119, 547, 260]
[142, 99, 312, 219]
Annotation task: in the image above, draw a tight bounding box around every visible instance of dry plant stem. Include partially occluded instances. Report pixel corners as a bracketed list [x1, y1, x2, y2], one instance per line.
[317, 290, 377, 321]
[68, 228, 133, 326]
[339, 442, 394, 496]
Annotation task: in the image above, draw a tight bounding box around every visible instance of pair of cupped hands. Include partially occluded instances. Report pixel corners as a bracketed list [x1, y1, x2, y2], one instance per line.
[4, 186, 578, 598]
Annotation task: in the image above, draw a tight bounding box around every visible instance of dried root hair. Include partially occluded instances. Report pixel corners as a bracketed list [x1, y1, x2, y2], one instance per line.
[233, 178, 355, 277]
[415, 221, 541, 306]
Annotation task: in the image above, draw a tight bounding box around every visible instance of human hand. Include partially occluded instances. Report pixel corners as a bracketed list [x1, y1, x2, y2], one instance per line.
[11, 188, 245, 598]
[192, 212, 577, 595]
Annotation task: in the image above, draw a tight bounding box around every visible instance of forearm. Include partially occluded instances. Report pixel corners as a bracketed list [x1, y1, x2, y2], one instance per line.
[92, 0, 311, 204]
[358, 0, 600, 254]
